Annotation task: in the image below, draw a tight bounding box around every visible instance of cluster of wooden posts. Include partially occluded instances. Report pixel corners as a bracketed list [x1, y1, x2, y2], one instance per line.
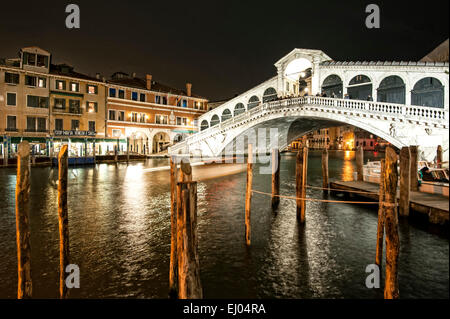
[169, 157, 203, 299]
[244, 144, 314, 246]
[244, 144, 442, 299]
[14, 141, 70, 299]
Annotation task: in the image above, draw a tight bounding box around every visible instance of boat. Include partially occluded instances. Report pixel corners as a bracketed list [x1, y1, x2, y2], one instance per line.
[355, 160, 449, 197]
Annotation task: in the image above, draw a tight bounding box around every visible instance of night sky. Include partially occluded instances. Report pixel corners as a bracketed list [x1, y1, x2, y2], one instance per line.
[0, 0, 448, 101]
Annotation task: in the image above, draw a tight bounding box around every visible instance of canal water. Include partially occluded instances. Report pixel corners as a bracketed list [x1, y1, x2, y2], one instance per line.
[0, 151, 448, 299]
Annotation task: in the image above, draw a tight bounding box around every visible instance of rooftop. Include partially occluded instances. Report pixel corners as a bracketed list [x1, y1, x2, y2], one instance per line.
[107, 75, 207, 99]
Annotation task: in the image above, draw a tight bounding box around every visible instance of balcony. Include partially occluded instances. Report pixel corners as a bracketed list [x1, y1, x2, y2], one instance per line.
[53, 106, 83, 115]
[5, 128, 18, 132]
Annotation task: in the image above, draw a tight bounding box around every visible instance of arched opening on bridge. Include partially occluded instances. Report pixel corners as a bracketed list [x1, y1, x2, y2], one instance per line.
[298, 80, 309, 96]
[347, 75, 372, 100]
[284, 58, 313, 96]
[262, 87, 278, 103]
[377, 76, 405, 104]
[248, 96, 260, 110]
[411, 77, 444, 108]
[222, 109, 232, 122]
[234, 103, 245, 116]
[322, 75, 343, 98]
[210, 115, 220, 127]
[200, 120, 209, 131]
[152, 132, 170, 154]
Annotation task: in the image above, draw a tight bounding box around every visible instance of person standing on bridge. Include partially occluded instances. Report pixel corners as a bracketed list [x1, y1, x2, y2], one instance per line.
[367, 95, 373, 101]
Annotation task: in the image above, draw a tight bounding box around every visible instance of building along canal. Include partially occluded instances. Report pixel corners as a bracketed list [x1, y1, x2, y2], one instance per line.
[0, 150, 448, 298]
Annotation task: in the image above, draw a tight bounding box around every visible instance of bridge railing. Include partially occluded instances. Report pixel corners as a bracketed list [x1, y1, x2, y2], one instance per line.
[170, 96, 448, 153]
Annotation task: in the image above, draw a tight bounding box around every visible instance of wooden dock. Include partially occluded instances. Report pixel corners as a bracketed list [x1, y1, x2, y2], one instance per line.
[329, 181, 449, 225]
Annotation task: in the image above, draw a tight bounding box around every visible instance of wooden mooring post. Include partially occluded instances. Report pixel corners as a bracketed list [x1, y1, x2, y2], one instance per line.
[296, 147, 308, 223]
[169, 156, 178, 298]
[176, 164, 202, 299]
[114, 145, 118, 163]
[322, 148, 329, 194]
[436, 145, 442, 168]
[58, 145, 70, 299]
[383, 147, 400, 299]
[409, 146, 418, 191]
[3, 140, 8, 167]
[15, 141, 32, 299]
[399, 147, 411, 217]
[245, 144, 253, 246]
[271, 148, 280, 209]
[375, 159, 385, 269]
[356, 145, 364, 181]
[126, 137, 130, 163]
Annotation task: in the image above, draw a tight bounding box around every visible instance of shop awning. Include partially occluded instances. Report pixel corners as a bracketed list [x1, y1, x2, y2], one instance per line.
[11, 137, 47, 144]
[172, 130, 197, 134]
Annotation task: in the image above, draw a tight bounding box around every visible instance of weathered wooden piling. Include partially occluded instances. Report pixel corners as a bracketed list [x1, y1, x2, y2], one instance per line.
[322, 148, 329, 194]
[245, 144, 253, 246]
[15, 141, 32, 299]
[409, 146, 418, 191]
[176, 177, 202, 299]
[126, 137, 130, 163]
[114, 146, 118, 163]
[3, 141, 7, 166]
[436, 145, 442, 168]
[58, 145, 70, 299]
[375, 159, 385, 269]
[271, 148, 280, 209]
[169, 156, 178, 298]
[399, 147, 411, 217]
[296, 147, 308, 223]
[93, 141, 96, 165]
[180, 158, 193, 182]
[383, 147, 400, 299]
[356, 146, 364, 181]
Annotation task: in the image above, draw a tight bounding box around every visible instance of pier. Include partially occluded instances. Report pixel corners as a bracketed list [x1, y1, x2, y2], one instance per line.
[330, 180, 449, 225]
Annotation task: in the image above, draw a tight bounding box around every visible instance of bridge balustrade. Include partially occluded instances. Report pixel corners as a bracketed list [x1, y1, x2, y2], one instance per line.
[170, 96, 448, 153]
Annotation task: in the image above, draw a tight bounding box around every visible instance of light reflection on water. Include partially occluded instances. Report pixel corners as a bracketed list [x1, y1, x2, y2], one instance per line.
[0, 151, 448, 299]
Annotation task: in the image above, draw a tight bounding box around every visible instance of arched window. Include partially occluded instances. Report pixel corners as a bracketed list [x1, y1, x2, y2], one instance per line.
[262, 87, 277, 103]
[248, 96, 260, 110]
[234, 103, 245, 116]
[200, 120, 209, 131]
[411, 77, 444, 108]
[322, 75, 343, 98]
[210, 115, 220, 127]
[377, 76, 405, 104]
[221, 109, 232, 122]
[348, 75, 372, 101]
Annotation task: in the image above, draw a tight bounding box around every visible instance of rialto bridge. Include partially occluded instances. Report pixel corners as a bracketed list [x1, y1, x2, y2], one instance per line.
[169, 48, 449, 162]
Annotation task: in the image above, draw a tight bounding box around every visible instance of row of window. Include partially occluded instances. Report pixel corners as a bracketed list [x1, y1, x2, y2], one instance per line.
[3, 93, 99, 113]
[108, 87, 205, 109]
[4, 115, 95, 132]
[108, 110, 189, 126]
[3, 72, 99, 94]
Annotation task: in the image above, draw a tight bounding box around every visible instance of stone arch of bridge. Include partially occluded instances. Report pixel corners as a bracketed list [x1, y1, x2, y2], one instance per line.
[214, 113, 406, 158]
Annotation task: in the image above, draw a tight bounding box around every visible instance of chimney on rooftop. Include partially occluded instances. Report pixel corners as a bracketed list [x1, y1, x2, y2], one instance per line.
[186, 83, 192, 97]
[146, 74, 152, 90]
[132, 72, 136, 78]
[95, 73, 101, 80]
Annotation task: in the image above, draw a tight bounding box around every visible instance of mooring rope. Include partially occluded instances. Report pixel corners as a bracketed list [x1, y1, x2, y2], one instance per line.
[305, 185, 378, 195]
[251, 189, 380, 205]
